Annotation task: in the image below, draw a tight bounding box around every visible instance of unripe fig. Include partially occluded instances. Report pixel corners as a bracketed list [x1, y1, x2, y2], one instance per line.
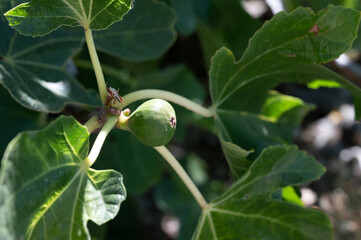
[128, 99, 176, 146]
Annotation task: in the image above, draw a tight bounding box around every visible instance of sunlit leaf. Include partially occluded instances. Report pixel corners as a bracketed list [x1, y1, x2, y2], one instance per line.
[306, 79, 342, 89]
[282, 186, 303, 206]
[0, 116, 126, 240]
[4, 0, 133, 37]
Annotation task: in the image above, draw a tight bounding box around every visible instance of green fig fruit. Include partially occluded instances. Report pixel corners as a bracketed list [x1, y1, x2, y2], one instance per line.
[128, 99, 176, 146]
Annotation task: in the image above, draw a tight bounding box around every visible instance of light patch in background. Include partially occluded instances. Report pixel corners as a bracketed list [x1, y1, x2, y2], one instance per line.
[65, 59, 78, 76]
[340, 146, 361, 170]
[261, 125, 269, 136]
[320, 188, 360, 236]
[339, 104, 355, 127]
[34, 78, 70, 98]
[301, 188, 317, 206]
[300, 104, 355, 149]
[335, 53, 352, 67]
[310, 117, 341, 149]
[333, 27, 361, 81]
[241, 0, 268, 18]
[161, 215, 180, 239]
[265, 0, 284, 14]
[319, 188, 349, 215]
[186, 154, 209, 186]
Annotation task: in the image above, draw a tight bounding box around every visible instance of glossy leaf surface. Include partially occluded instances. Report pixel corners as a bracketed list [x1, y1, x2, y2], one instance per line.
[0, 1, 99, 112]
[5, 0, 133, 37]
[94, 0, 177, 61]
[0, 116, 126, 239]
[193, 146, 331, 240]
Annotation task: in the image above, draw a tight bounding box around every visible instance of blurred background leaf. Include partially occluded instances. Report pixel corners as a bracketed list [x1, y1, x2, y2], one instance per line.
[94, 0, 177, 62]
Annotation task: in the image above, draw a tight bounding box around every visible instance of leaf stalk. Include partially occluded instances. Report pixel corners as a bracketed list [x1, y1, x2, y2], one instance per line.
[84, 115, 101, 133]
[86, 116, 118, 167]
[154, 146, 208, 209]
[122, 89, 214, 118]
[84, 28, 108, 104]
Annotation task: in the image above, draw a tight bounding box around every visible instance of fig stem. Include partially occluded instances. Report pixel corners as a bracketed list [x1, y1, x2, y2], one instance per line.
[116, 110, 130, 131]
[84, 28, 108, 104]
[122, 89, 214, 118]
[86, 116, 118, 167]
[154, 146, 208, 209]
[84, 115, 101, 133]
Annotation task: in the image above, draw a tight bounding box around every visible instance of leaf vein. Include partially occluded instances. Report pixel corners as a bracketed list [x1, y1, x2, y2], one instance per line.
[207, 212, 219, 240]
[61, 0, 84, 24]
[69, 172, 85, 239]
[89, 0, 116, 23]
[11, 37, 82, 59]
[26, 169, 83, 238]
[13, 60, 64, 70]
[62, 125, 82, 162]
[1, 164, 81, 207]
[213, 170, 316, 206]
[210, 207, 308, 237]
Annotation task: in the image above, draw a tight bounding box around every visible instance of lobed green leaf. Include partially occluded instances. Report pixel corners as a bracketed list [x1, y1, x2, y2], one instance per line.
[4, 0, 133, 37]
[282, 0, 361, 50]
[192, 146, 331, 240]
[209, 5, 361, 169]
[0, 116, 126, 240]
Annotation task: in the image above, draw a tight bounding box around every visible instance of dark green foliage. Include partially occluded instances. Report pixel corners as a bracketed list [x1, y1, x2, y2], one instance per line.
[0, 1, 360, 239]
